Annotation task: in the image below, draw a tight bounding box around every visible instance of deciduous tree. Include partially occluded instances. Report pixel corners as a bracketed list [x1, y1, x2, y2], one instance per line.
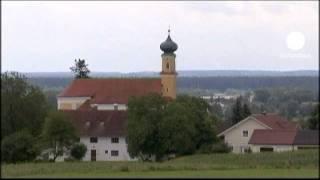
[1, 72, 49, 139]
[1, 130, 39, 163]
[41, 111, 77, 161]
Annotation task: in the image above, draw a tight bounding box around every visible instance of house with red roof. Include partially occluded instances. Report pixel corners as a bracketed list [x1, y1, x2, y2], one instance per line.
[55, 30, 179, 161]
[218, 113, 319, 153]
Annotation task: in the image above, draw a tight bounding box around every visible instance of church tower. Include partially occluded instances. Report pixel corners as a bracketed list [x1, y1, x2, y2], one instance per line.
[160, 29, 178, 99]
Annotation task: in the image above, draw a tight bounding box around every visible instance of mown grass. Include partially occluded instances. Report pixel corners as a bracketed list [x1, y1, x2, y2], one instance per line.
[2, 150, 319, 178]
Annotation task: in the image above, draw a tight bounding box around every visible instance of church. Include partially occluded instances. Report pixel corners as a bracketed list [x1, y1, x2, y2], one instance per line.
[57, 30, 178, 161]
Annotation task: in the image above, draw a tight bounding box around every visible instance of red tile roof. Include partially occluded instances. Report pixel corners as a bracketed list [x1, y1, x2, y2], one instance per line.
[252, 113, 299, 130]
[63, 109, 127, 136]
[248, 129, 297, 145]
[58, 78, 162, 104]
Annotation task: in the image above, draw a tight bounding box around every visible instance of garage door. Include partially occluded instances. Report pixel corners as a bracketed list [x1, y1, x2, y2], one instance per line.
[260, 147, 274, 152]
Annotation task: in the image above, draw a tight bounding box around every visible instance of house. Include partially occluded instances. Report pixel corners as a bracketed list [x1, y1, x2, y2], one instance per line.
[56, 29, 178, 161]
[217, 113, 300, 153]
[248, 129, 319, 152]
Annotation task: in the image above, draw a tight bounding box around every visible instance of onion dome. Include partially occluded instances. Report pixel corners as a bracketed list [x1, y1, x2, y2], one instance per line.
[160, 29, 178, 53]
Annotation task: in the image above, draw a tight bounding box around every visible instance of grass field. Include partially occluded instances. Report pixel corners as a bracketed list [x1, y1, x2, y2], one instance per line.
[2, 150, 319, 178]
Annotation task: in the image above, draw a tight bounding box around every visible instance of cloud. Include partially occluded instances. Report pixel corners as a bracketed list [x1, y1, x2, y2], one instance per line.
[2, 1, 318, 72]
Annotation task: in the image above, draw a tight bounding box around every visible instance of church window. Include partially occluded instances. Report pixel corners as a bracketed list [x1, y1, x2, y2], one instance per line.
[166, 62, 169, 69]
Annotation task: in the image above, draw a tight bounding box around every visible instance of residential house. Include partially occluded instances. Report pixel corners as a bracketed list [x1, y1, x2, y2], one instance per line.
[217, 113, 300, 153]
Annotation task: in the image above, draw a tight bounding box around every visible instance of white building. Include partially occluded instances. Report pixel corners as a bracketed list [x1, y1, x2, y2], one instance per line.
[56, 30, 179, 161]
[217, 113, 301, 153]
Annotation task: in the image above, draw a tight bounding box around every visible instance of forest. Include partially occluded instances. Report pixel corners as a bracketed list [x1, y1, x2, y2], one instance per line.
[27, 76, 319, 92]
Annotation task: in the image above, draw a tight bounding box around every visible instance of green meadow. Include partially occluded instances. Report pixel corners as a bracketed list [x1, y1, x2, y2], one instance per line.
[2, 150, 319, 178]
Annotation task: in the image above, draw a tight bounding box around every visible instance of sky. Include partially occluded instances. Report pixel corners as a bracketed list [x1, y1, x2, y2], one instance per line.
[2, 1, 319, 72]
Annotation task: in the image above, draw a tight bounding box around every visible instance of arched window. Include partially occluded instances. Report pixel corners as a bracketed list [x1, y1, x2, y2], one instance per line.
[166, 62, 169, 69]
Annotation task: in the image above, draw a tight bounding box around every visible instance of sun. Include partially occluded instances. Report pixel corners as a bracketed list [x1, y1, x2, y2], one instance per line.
[286, 32, 305, 51]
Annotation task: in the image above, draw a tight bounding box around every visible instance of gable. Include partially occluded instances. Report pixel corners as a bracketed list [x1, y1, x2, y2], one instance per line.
[218, 116, 271, 137]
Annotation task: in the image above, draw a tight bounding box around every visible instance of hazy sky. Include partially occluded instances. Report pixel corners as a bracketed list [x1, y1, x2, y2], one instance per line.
[2, 1, 319, 72]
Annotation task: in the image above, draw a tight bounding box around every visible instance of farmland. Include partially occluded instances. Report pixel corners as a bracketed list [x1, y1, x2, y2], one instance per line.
[2, 150, 319, 178]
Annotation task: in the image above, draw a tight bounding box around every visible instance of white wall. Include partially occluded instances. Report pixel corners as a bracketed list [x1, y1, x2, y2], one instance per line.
[222, 117, 269, 153]
[95, 104, 127, 111]
[250, 144, 294, 153]
[57, 97, 91, 110]
[80, 136, 136, 161]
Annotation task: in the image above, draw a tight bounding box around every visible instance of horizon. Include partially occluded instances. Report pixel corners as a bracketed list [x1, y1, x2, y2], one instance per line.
[6, 69, 320, 74]
[2, 1, 319, 72]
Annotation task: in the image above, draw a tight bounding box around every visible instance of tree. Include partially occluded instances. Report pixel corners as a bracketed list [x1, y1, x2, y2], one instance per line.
[231, 96, 244, 124]
[70, 59, 90, 79]
[160, 101, 198, 156]
[127, 93, 166, 161]
[41, 111, 77, 161]
[1, 71, 49, 139]
[254, 89, 271, 103]
[308, 104, 319, 130]
[176, 95, 218, 149]
[209, 102, 223, 120]
[127, 94, 218, 161]
[1, 130, 39, 163]
[231, 96, 252, 125]
[71, 143, 87, 160]
[243, 103, 252, 118]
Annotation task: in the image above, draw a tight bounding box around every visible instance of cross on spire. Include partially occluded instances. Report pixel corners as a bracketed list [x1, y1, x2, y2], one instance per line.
[168, 25, 171, 35]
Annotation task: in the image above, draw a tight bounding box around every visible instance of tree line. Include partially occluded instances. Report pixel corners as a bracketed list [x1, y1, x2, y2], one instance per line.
[26, 76, 319, 93]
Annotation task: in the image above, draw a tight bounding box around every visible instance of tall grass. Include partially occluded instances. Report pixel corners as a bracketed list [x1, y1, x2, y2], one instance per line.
[2, 150, 319, 177]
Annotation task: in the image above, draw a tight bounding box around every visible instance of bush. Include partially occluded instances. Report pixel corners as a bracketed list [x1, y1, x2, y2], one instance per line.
[211, 142, 232, 153]
[1, 131, 39, 163]
[198, 142, 232, 154]
[197, 144, 214, 154]
[70, 143, 87, 160]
